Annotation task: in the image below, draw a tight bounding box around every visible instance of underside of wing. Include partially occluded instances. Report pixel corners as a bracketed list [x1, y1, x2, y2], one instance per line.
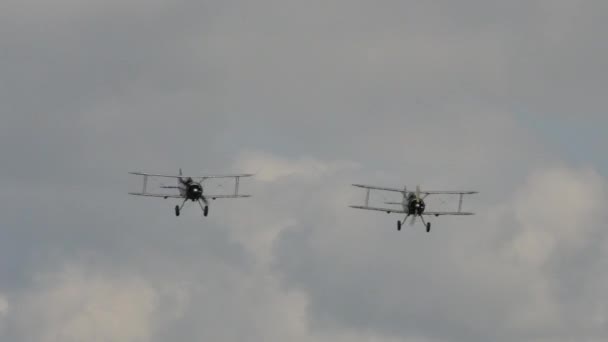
[350, 205, 406, 214]
[422, 211, 475, 216]
[352, 184, 406, 193]
[128, 192, 182, 199]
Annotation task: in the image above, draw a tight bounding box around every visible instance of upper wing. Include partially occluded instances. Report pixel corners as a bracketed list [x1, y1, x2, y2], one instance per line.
[422, 211, 475, 216]
[350, 205, 406, 214]
[352, 184, 406, 193]
[421, 191, 478, 195]
[129, 172, 254, 180]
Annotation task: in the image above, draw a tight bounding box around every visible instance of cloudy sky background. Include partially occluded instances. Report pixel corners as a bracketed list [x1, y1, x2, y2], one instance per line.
[1, 0, 607, 341]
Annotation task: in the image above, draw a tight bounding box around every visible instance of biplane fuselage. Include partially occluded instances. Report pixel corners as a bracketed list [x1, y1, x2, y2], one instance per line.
[350, 184, 478, 232]
[129, 170, 253, 218]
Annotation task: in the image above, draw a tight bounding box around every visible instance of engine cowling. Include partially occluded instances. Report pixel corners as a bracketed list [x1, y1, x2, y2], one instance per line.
[408, 199, 425, 215]
[186, 184, 203, 200]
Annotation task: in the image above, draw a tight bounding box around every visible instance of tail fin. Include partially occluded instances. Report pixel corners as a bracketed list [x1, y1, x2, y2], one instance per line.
[179, 168, 183, 176]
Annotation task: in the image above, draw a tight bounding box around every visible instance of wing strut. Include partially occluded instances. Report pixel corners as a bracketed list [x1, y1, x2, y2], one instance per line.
[365, 188, 371, 207]
[235, 177, 240, 196]
[458, 193, 463, 213]
[143, 175, 148, 194]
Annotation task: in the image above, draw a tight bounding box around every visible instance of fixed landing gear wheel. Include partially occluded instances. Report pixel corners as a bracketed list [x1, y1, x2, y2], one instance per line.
[204, 206, 209, 217]
[426, 222, 431, 233]
[175, 205, 180, 217]
[397, 220, 402, 231]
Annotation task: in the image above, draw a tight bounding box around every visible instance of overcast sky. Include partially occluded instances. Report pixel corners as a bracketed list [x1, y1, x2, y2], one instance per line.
[1, 1, 607, 341]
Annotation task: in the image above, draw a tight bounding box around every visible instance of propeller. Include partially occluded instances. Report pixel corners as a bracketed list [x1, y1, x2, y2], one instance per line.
[408, 185, 422, 226]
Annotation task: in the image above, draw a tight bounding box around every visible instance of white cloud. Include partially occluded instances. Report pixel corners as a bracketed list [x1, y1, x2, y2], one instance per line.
[13, 266, 161, 342]
[235, 151, 358, 182]
[507, 167, 605, 267]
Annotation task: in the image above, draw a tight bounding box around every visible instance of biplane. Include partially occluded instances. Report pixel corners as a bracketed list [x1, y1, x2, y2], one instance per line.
[350, 184, 478, 232]
[129, 169, 253, 217]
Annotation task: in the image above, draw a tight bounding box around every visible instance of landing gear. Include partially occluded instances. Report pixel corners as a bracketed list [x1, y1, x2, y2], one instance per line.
[198, 198, 209, 217]
[420, 215, 431, 233]
[398, 214, 410, 232]
[175, 199, 187, 217]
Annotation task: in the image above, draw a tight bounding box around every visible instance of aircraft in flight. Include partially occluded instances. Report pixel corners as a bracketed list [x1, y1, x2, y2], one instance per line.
[350, 184, 478, 232]
[129, 169, 253, 217]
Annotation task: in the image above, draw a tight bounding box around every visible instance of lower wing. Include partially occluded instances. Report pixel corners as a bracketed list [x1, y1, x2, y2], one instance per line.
[422, 212, 475, 216]
[129, 192, 182, 199]
[349, 205, 406, 214]
[128, 193, 250, 200]
[206, 194, 251, 200]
